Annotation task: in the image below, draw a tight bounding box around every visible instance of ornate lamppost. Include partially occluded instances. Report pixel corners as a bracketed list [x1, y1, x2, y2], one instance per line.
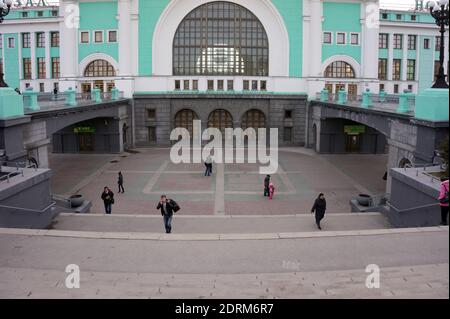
[0, 0, 13, 23]
[428, 0, 450, 89]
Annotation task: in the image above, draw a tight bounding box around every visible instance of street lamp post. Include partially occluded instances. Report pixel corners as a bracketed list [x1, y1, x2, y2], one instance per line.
[429, 0, 450, 89]
[0, 0, 13, 23]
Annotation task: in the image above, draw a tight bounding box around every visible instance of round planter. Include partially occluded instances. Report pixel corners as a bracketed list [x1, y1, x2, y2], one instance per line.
[70, 195, 84, 208]
[357, 194, 372, 207]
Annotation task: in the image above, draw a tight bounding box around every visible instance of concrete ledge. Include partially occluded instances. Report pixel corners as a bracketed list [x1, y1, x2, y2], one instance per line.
[0, 226, 447, 242]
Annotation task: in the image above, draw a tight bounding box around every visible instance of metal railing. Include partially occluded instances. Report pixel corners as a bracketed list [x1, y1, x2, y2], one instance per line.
[0, 202, 56, 214]
[404, 163, 443, 184]
[387, 201, 440, 214]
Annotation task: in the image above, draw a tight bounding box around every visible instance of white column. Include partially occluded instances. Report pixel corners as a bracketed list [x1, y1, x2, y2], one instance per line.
[130, 0, 139, 76]
[30, 32, 37, 81]
[116, 0, 134, 97]
[59, 0, 79, 91]
[302, 0, 312, 78]
[45, 31, 51, 84]
[401, 33, 408, 88]
[387, 33, 394, 81]
[18, 33, 23, 91]
[309, 0, 323, 77]
[361, 0, 379, 90]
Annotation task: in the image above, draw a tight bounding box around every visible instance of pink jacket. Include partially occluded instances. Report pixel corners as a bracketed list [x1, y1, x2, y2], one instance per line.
[439, 180, 449, 207]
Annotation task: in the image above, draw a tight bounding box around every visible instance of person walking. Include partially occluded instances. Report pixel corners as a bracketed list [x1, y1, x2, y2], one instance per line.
[439, 178, 449, 226]
[205, 155, 213, 176]
[157, 195, 176, 234]
[264, 175, 271, 197]
[118, 171, 125, 193]
[269, 182, 275, 200]
[101, 187, 115, 215]
[311, 193, 327, 230]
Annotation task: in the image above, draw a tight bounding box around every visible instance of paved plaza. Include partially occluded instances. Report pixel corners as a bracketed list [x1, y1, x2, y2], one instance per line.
[49, 148, 388, 215]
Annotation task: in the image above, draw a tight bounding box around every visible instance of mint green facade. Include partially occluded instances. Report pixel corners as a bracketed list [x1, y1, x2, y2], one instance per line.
[415, 88, 449, 122]
[138, 0, 303, 77]
[418, 36, 435, 92]
[3, 34, 20, 89]
[78, 1, 119, 63]
[322, 2, 362, 63]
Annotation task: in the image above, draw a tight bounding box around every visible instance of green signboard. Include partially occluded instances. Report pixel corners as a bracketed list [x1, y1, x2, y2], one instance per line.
[74, 126, 96, 134]
[344, 125, 366, 135]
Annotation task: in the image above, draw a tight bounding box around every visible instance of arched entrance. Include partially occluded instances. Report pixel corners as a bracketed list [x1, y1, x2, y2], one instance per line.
[82, 59, 116, 93]
[208, 109, 233, 136]
[324, 60, 358, 100]
[241, 110, 266, 130]
[174, 109, 199, 137]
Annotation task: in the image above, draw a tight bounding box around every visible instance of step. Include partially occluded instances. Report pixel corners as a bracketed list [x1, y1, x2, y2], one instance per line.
[51, 212, 392, 234]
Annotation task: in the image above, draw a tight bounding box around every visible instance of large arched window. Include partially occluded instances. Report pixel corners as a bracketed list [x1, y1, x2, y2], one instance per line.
[174, 109, 199, 136]
[324, 61, 355, 78]
[208, 109, 233, 135]
[173, 1, 269, 76]
[241, 110, 266, 130]
[84, 59, 116, 77]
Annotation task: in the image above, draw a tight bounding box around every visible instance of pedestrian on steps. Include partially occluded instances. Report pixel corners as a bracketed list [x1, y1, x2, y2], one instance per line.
[118, 171, 125, 193]
[311, 193, 327, 230]
[269, 182, 275, 200]
[439, 178, 449, 226]
[101, 187, 115, 215]
[264, 175, 271, 197]
[157, 195, 180, 234]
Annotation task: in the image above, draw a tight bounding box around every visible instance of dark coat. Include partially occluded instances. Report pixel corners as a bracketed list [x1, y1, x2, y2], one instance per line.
[101, 191, 114, 204]
[312, 198, 327, 218]
[157, 200, 175, 217]
[118, 173, 124, 185]
[264, 176, 271, 188]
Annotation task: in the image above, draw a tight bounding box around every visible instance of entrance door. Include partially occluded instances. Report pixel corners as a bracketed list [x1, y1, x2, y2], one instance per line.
[346, 134, 361, 153]
[79, 134, 94, 152]
[335, 84, 346, 93]
[348, 84, 358, 101]
[94, 80, 104, 92]
[325, 84, 333, 93]
[81, 83, 92, 93]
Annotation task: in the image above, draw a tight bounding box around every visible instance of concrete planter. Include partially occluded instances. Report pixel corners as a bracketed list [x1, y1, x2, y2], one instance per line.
[357, 194, 372, 207]
[70, 195, 84, 208]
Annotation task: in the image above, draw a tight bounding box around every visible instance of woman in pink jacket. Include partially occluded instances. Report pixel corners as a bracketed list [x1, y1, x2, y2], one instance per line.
[439, 178, 449, 225]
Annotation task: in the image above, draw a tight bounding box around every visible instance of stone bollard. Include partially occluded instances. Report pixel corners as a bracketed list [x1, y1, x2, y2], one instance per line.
[22, 87, 40, 111]
[362, 89, 373, 108]
[111, 87, 119, 100]
[338, 89, 347, 105]
[320, 89, 329, 102]
[379, 89, 386, 103]
[91, 88, 102, 103]
[397, 90, 414, 114]
[65, 87, 77, 106]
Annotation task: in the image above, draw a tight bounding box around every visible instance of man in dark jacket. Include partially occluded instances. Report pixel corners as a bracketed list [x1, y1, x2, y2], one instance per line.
[157, 195, 175, 234]
[264, 175, 271, 197]
[101, 187, 114, 215]
[311, 193, 327, 230]
[118, 172, 125, 193]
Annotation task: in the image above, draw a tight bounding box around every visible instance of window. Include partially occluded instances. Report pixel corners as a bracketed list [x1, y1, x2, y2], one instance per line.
[411, 15, 417, 21]
[435, 36, 442, 51]
[94, 31, 103, 43]
[54, 82, 59, 91]
[36, 32, 45, 48]
[37, 58, 46, 79]
[324, 61, 355, 78]
[382, 13, 388, 19]
[241, 110, 266, 130]
[52, 10, 58, 17]
[173, 1, 269, 76]
[51, 32, 60, 47]
[407, 59, 416, 81]
[378, 58, 388, 80]
[379, 84, 385, 92]
[285, 110, 292, 119]
[260, 80, 267, 91]
[175, 80, 181, 90]
[37, 11, 44, 17]
[183, 80, 190, 91]
[193, 80, 199, 91]
[350, 33, 359, 45]
[408, 84, 413, 91]
[22, 33, 31, 48]
[217, 80, 224, 91]
[39, 83, 45, 92]
[337, 32, 346, 45]
[323, 32, 332, 44]
[80, 31, 90, 44]
[393, 34, 403, 49]
[424, 38, 430, 49]
[8, 37, 15, 48]
[407, 35, 417, 50]
[379, 33, 389, 49]
[148, 127, 157, 142]
[207, 80, 214, 91]
[396, 14, 402, 20]
[84, 59, 116, 77]
[22, 12, 28, 18]
[227, 80, 234, 91]
[394, 84, 399, 94]
[23, 58, 32, 79]
[52, 57, 60, 78]
[147, 109, 156, 119]
[243, 80, 250, 91]
[284, 127, 293, 142]
[251, 80, 257, 91]
[393, 59, 402, 81]
[108, 31, 117, 43]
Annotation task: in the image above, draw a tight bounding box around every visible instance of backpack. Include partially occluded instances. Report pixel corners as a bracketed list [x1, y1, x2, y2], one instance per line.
[441, 184, 449, 204]
[170, 199, 181, 213]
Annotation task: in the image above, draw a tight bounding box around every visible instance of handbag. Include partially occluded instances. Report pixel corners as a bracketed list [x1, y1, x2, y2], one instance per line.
[171, 199, 181, 213]
[441, 184, 449, 204]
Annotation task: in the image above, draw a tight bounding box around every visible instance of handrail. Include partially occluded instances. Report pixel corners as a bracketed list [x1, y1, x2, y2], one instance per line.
[387, 201, 440, 214]
[0, 170, 24, 184]
[0, 202, 56, 214]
